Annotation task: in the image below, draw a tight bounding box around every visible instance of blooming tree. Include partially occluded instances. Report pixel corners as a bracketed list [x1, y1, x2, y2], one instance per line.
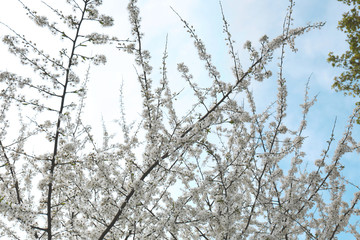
[0, 0, 359, 239]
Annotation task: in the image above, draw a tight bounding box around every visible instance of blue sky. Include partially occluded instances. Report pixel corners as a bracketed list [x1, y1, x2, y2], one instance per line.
[0, 0, 359, 237]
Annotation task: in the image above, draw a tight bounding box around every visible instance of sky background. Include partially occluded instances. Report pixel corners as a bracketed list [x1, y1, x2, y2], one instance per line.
[0, 0, 359, 237]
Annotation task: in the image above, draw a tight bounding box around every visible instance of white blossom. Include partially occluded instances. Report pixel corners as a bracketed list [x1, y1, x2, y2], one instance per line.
[0, 0, 357, 239]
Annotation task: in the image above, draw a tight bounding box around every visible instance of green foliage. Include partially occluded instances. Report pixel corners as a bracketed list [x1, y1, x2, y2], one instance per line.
[328, 0, 360, 123]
